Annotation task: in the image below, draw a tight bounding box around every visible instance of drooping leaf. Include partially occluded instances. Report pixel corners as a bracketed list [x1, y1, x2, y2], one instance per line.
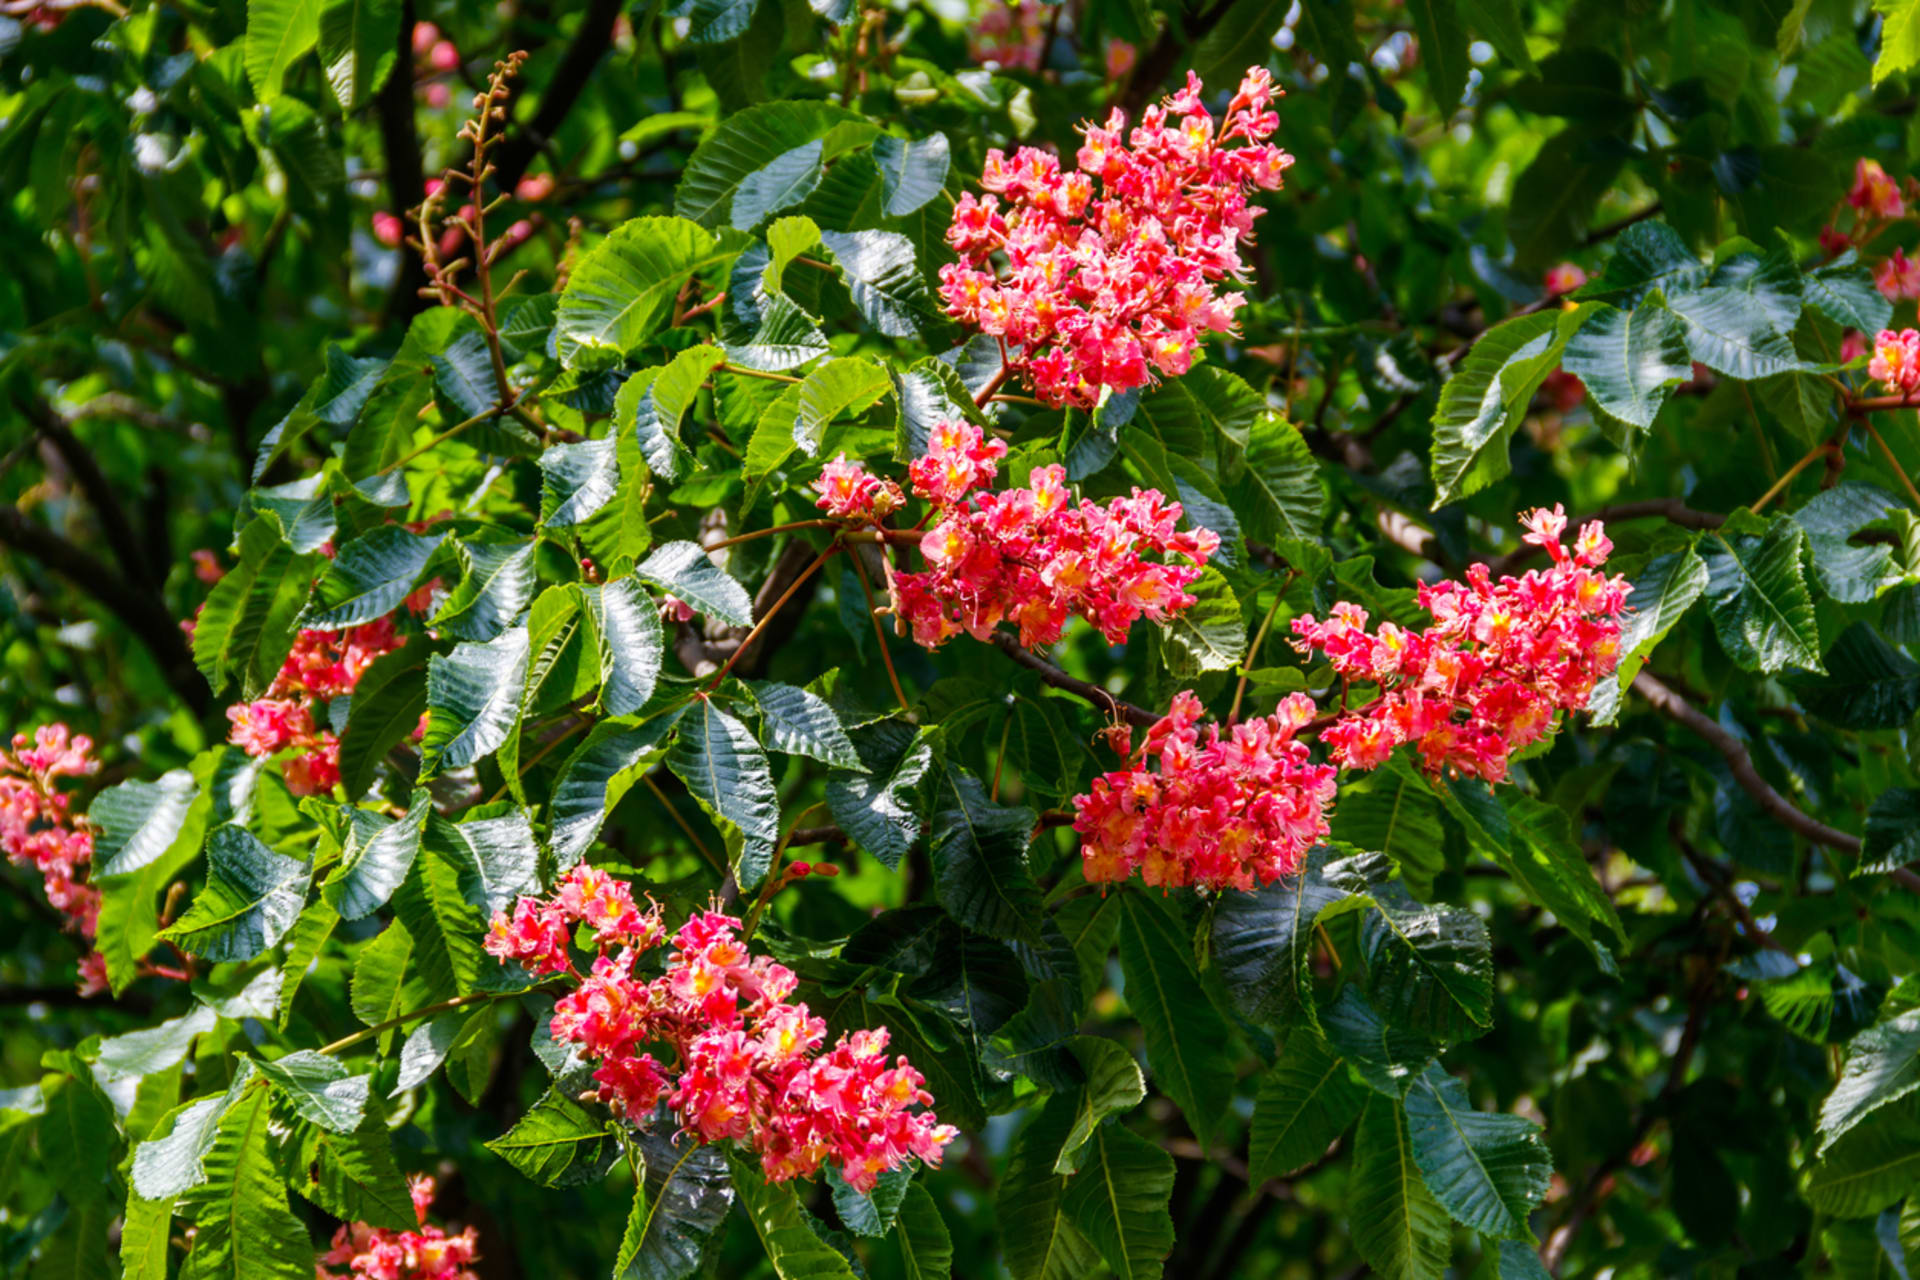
[305, 527, 444, 630]
[1559, 300, 1693, 433]
[1805, 1099, 1920, 1217]
[163, 825, 309, 964]
[666, 699, 781, 890]
[485, 1087, 617, 1188]
[676, 102, 863, 228]
[1403, 1063, 1551, 1239]
[790, 356, 894, 457]
[1430, 307, 1587, 506]
[177, 1082, 314, 1280]
[1248, 1034, 1366, 1184]
[746, 680, 861, 769]
[246, 0, 323, 101]
[1116, 894, 1235, 1147]
[999, 1098, 1105, 1280]
[420, 625, 531, 776]
[1059, 1119, 1177, 1280]
[579, 577, 666, 717]
[254, 1051, 371, 1134]
[635, 541, 755, 627]
[1319, 987, 1444, 1098]
[1821, 1013, 1920, 1153]
[338, 637, 443, 799]
[1054, 1037, 1146, 1176]
[1211, 845, 1351, 1029]
[316, 0, 400, 112]
[1349, 1094, 1452, 1280]
[322, 793, 429, 921]
[192, 517, 320, 698]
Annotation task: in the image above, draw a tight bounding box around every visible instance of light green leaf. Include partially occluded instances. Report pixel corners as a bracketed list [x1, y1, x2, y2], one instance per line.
[91, 771, 198, 878]
[1873, 0, 1920, 83]
[677, 102, 864, 228]
[245, 0, 323, 101]
[540, 437, 621, 528]
[791, 356, 894, 456]
[254, 1051, 370, 1134]
[317, 0, 400, 112]
[177, 1083, 313, 1280]
[323, 793, 429, 920]
[305, 527, 444, 629]
[421, 625, 531, 776]
[99, 1006, 219, 1078]
[1806, 1101, 1920, 1217]
[1821, 1013, 1920, 1153]
[555, 217, 739, 369]
[728, 1155, 860, 1279]
[746, 680, 861, 769]
[1157, 566, 1246, 679]
[162, 826, 309, 964]
[579, 577, 666, 717]
[635, 541, 755, 627]
[1560, 301, 1692, 433]
[485, 1087, 616, 1188]
[1430, 308, 1586, 507]
[1055, 1037, 1146, 1175]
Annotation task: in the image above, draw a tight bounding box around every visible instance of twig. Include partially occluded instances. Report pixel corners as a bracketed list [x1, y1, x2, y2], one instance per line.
[989, 632, 1157, 729]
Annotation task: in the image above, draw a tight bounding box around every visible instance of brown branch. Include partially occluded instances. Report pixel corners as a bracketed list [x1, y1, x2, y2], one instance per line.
[486, 0, 625, 194]
[989, 632, 1158, 729]
[379, 0, 429, 327]
[22, 394, 157, 587]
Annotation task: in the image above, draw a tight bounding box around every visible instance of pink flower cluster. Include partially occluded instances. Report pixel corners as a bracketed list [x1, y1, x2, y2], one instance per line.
[0, 725, 106, 993]
[1073, 691, 1336, 892]
[226, 617, 410, 797]
[1819, 160, 1920, 301]
[812, 455, 905, 521]
[969, 0, 1046, 71]
[316, 1175, 479, 1280]
[878, 419, 1216, 648]
[940, 68, 1293, 407]
[483, 867, 958, 1193]
[1871, 328, 1920, 395]
[1292, 507, 1628, 783]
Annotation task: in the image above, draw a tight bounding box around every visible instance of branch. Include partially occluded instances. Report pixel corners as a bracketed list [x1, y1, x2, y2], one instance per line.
[22, 394, 157, 586]
[486, 0, 625, 194]
[989, 632, 1158, 729]
[379, 0, 429, 327]
[0, 504, 209, 715]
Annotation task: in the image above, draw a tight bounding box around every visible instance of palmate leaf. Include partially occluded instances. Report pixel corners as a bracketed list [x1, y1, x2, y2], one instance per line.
[666, 699, 781, 888]
[894, 1182, 955, 1279]
[316, 0, 399, 112]
[486, 1087, 617, 1188]
[549, 716, 678, 866]
[251, 473, 337, 554]
[162, 825, 308, 964]
[420, 625, 531, 777]
[555, 217, 741, 369]
[253, 1050, 370, 1134]
[322, 793, 429, 921]
[1430, 306, 1589, 506]
[1794, 623, 1920, 729]
[746, 680, 861, 769]
[90, 770, 198, 877]
[1248, 1034, 1365, 1184]
[178, 1082, 313, 1280]
[874, 134, 951, 217]
[1224, 413, 1325, 543]
[616, 1128, 734, 1280]
[728, 1155, 860, 1279]
[1821, 1013, 1920, 1153]
[1059, 1118, 1177, 1280]
[1698, 517, 1824, 674]
[1341, 862, 1495, 1043]
[539, 437, 621, 528]
[731, 140, 824, 230]
[999, 1098, 1105, 1280]
[98, 1006, 218, 1077]
[1211, 845, 1351, 1029]
[1794, 483, 1919, 605]
[1403, 1064, 1551, 1239]
[927, 768, 1075, 995]
[1055, 1037, 1146, 1175]
[1116, 894, 1235, 1147]
[637, 346, 729, 481]
[1667, 285, 1809, 380]
[1349, 1094, 1452, 1280]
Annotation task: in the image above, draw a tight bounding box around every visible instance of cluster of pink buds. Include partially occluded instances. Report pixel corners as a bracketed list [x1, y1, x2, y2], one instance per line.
[0, 725, 108, 993]
[1074, 691, 1336, 892]
[411, 22, 462, 109]
[1871, 328, 1920, 395]
[812, 455, 905, 521]
[483, 867, 958, 1193]
[939, 68, 1293, 407]
[316, 1175, 480, 1280]
[1818, 160, 1920, 301]
[857, 420, 1216, 648]
[1291, 507, 1628, 783]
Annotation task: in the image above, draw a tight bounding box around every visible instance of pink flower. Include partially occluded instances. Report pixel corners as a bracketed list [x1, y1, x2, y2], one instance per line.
[372, 212, 405, 248]
[1291, 510, 1628, 784]
[660, 595, 695, 624]
[1850, 159, 1906, 221]
[812, 455, 905, 521]
[1841, 329, 1870, 364]
[940, 67, 1293, 407]
[1871, 328, 1920, 395]
[1074, 691, 1337, 892]
[0, 725, 109, 992]
[1876, 247, 1920, 301]
[969, 0, 1046, 70]
[317, 1175, 481, 1280]
[1544, 262, 1588, 295]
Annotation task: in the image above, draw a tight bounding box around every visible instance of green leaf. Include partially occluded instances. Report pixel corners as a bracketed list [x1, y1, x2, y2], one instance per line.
[163, 825, 309, 964]
[1805, 252, 1894, 333]
[1862, 788, 1920, 875]
[1055, 1037, 1146, 1175]
[1320, 987, 1444, 1098]
[666, 699, 781, 890]
[322, 793, 429, 920]
[1698, 518, 1824, 674]
[616, 1128, 734, 1280]
[485, 1087, 616, 1188]
[1796, 623, 1920, 729]
[1430, 308, 1587, 506]
[177, 1083, 313, 1280]
[251, 474, 337, 554]
[1667, 286, 1809, 380]
[1225, 414, 1325, 544]
[744, 680, 860, 769]
[1805, 1100, 1920, 1217]
[278, 898, 338, 1027]
[131, 1091, 235, 1201]
[1157, 566, 1246, 679]
[1794, 483, 1917, 604]
[254, 1051, 369, 1134]
[732, 140, 825, 230]
[348, 921, 414, 1037]
[639, 347, 729, 481]
[791, 356, 894, 457]
[549, 717, 677, 866]
[338, 637, 441, 799]
[1407, 0, 1470, 113]
[1248, 1034, 1365, 1183]
[316, 0, 399, 112]
[928, 771, 1064, 990]
[1404, 1063, 1551, 1239]
[580, 577, 666, 717]
[120, 1188, 176, 1280]
[893, 1182, 954, 1280]
[192, 517, 319, 697]
[874, 134, 951, 217]
[728, 1154, 860, 1279]
[1507, 131, 1627, 269]
[280, 1093, 414, 1229]
[825, 722, 935, 870]
[635, 541, 755, 627]
[999, 1098, 1105, 1280]
[1116, 895, 1235, 1147]
[1460, 0, 1535, 70]
[1559, 301, 1693, 433]
[1328, 756, 1446, 898]
[1350, 874, 1495, 1043]
[1821, 1013, 1920, 1153]
[677, 102, 864, 229]
[1591, 546, 1710, 723]
[306, 527, 444, 629]
[421, 625, 531, 776]
[1059, 1119, 1177, 1280]
[1349, 1094, 1452, 1280]
[431, 539, 537, 644]
[91, 770, 198, 878]
[1442, 784, 1624, 960]
[829, 1166, 913, 1237]
[245, 0, 323, 101]
[1873, 0, 1920, 83]
[540, 437, 621, 528]
[820, 230, 934, 338]
[1210, 845, 1351, 1029]
[555, 217, 739, 369]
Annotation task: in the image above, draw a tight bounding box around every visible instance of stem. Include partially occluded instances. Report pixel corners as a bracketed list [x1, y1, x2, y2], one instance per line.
[849, 548, 913, 714]
[642, 773, 723, 872]
[991, 712, 1013, 802]
[974, 364, 1013, 407]
[704, 546, 838, 690]
[378, 398, 520, 476]
[717, 363, 802, 384]
[1228, 570, 1297, 725]
[320, 991, 497, 1056]
[742, 801, 829, 940]
[704, 519, 843, 552]
[1864, 421, 1920, 509]
[1749, 441, 1832, 514]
